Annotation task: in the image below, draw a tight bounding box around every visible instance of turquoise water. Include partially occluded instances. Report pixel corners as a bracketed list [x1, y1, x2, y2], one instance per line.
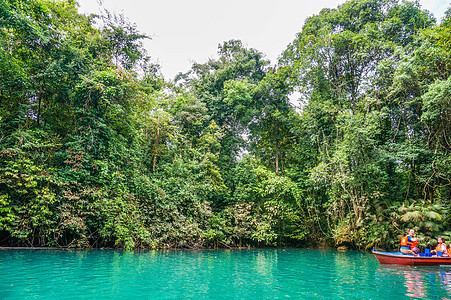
[1, 249, 451, 299]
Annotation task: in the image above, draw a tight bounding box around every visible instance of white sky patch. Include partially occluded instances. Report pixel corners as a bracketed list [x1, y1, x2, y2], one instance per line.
[76, 0, 449, 80]
[288, 91, 304, 112]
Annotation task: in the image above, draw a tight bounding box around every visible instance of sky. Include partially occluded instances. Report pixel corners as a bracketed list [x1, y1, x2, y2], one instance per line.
[76, 0, 450, 80]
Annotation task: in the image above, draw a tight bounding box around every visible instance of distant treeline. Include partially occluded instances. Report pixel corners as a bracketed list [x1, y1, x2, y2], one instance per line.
[0, 0, 450, 250]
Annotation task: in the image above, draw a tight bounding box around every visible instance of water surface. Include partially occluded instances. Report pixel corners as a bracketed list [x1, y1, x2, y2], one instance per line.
[1, 249, 451, 299]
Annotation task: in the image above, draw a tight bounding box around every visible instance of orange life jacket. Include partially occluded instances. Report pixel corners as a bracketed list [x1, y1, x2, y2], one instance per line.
[435, 243, 448, 255]
[400, 235, 414, 247]
[400, 236, 409, 247]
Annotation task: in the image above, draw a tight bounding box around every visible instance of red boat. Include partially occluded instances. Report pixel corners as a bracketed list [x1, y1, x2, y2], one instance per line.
[373, 249, 451, 266]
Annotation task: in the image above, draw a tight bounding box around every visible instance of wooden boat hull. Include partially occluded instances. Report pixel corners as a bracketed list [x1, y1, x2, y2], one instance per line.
[373, 250, 451, 266]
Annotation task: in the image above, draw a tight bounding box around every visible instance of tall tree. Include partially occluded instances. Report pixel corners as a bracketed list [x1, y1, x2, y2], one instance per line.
[279, 0, 437, 248]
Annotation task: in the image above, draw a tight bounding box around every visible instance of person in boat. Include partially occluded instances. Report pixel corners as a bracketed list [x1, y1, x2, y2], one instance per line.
[431, 237, 449, 257]
[400, 229, 419, 255]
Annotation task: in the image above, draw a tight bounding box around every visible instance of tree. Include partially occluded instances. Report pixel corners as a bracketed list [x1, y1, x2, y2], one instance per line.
[279, 0, 438, 248]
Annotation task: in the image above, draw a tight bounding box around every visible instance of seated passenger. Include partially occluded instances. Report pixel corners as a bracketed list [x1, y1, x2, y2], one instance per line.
[431, 237, 449, 257]
[400, 229, 419, 255]
[411, 239, 419, 254]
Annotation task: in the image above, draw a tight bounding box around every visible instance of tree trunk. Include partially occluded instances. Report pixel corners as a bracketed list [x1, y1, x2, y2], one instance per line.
[152, 128, 159, 172]
[152, 117, 160, 172]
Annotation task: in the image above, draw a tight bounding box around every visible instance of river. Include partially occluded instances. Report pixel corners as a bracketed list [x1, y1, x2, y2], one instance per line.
[1, 249, 450, 299]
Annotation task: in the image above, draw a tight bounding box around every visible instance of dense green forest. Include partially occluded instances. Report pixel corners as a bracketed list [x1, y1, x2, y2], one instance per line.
[0, 0, 450, 250]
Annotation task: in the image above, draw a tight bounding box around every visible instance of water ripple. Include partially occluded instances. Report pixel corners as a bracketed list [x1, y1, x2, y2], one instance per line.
[1, 249, 451, 299]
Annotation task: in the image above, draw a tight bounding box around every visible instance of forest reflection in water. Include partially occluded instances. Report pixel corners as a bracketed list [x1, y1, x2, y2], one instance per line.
[376, 264, 451, 299]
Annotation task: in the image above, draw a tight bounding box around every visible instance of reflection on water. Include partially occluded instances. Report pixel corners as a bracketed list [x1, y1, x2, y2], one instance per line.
[2, 249, 451, 299]
[376, 264, 451, 299]
[404, 271, 426, 298]
[440, 270, 451, 296]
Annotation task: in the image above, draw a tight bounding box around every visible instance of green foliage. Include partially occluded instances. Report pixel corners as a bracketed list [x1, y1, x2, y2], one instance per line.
[228, 156, 308, 246]
[0, 0, 449, 251]
[280, 0, 450, 249]
[0, 131, 59, 246]
[96, 11, 149, 71]
[364, 201, 448, 251]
